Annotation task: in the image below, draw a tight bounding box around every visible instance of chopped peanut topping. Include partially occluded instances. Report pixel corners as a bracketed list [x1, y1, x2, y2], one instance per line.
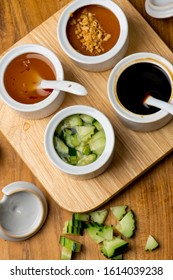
[69, 9, 111, 55]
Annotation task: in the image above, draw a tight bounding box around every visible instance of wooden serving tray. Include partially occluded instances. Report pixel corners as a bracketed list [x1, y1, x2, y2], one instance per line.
[1, 0, 173, 213]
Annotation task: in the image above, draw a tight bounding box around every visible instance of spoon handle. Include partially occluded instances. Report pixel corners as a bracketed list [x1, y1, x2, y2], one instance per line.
[145, 96, 173, 115]
[40, 80, 87, 96]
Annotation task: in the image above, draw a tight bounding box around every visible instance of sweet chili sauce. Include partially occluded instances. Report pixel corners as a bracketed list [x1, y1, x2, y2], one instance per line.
[4, 53, 56, 104]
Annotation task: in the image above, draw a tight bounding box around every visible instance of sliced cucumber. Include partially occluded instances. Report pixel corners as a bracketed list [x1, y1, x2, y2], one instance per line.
[89, 209, 108, 225]
[63, 221, 83, 235]
[100, 236, 128, 258]
[68, 219, 83, 228]
[93, 120, 103, 131]
[63, 219, 84, 235]
[85, 222, 104, 244]
[62, 128, 72, 139]
[76, 144, 91, 155]
[69, 147, 77, 156]
[80, 114, 94, 124]
[145, 235, 159, 251]
[63, 114, 83, 128]
[89, 130, 106, 156]
[62, 220, 69, 234]
[59, 206, 160, 260]
[111, 205, 127, 221]
[55, 121, 64, 136]
[66, 133, 81, 148]
[112, 254, 123, 260]
[61, 246, 72, 260]
[75, 126, 95, 143]
[72, 213, 90, 222]
[54, 136, 69, 155]
[115, 210, 136, 238]
[97, 225, 114, 241]
[89, 129, 105, 141]
[59, 236, 81, 252]
[65, 225, 83, 235]
[54, 114, 105, 166]
[69, 155, 77, 165]
[77, 154, 97, 166]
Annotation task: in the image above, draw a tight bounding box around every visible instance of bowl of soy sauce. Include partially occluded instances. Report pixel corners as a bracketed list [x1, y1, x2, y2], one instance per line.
[108, 52, 173, 131]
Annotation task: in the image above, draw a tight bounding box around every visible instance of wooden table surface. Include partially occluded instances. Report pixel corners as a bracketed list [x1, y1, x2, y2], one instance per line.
[0, 0, 173, 260]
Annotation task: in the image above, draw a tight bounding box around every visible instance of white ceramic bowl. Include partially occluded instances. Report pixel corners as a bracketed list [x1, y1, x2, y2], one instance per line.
[57, 0, 128, 72]
[0, 44, 65, 119]
[108, 52, 173, 132]
[0, 181, 48, 241]
[145, 0, 173, 19]
[44, 105, 115, 179]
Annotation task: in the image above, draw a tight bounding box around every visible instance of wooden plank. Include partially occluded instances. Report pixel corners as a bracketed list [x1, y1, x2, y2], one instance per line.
[1, 0, 173, 212]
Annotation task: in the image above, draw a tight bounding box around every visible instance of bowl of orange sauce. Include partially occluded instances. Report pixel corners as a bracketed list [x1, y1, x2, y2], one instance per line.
[57, 0, 128, 72]
[0, 44, 65, 119]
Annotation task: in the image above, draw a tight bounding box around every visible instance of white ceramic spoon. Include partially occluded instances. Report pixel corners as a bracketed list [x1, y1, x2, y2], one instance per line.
[144, 95, 173, 115]
[40, 80, 87, 96]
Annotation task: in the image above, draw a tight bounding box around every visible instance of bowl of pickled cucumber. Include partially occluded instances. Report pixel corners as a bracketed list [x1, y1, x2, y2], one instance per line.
[44, 105, 115, 179]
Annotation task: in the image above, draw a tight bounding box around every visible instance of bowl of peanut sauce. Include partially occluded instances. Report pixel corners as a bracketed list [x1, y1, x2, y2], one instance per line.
[57, 0, 128, 72]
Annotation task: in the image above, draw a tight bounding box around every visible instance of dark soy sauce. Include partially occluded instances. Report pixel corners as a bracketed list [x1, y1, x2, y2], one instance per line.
[116, 62, 172, 115]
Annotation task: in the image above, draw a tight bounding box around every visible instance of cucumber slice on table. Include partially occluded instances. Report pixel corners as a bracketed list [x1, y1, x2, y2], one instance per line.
[115, 210, 136, 238]
[97, 225, 114, 241]
[145, 235, 159, 251]
[59, 236, 81, 252]
[100, 236, 128, 258]
[72, 213, 90, 222]
[85, 222, 104, 244]
[59, 205, 160, 259]
[89, 209, 108, 224]
[68, 219, 83, 228]
[63, 221, 83, 235]
[61, 246, 72, 260]
[111, 205, 127, 221]
[112, 254, 123, 260]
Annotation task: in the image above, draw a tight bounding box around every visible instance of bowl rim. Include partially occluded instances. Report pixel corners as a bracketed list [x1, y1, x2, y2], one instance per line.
[57, 0, 128, 65]
[108, 52, 173, 124]
[44, 105, 115, 176]
[145, 0, 173, 19]
[0, 44, 64, 113]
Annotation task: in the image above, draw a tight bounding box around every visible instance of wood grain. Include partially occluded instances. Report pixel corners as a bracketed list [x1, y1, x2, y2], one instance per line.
[0, 0, 173, 260]
[1, 0, 173, 213]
